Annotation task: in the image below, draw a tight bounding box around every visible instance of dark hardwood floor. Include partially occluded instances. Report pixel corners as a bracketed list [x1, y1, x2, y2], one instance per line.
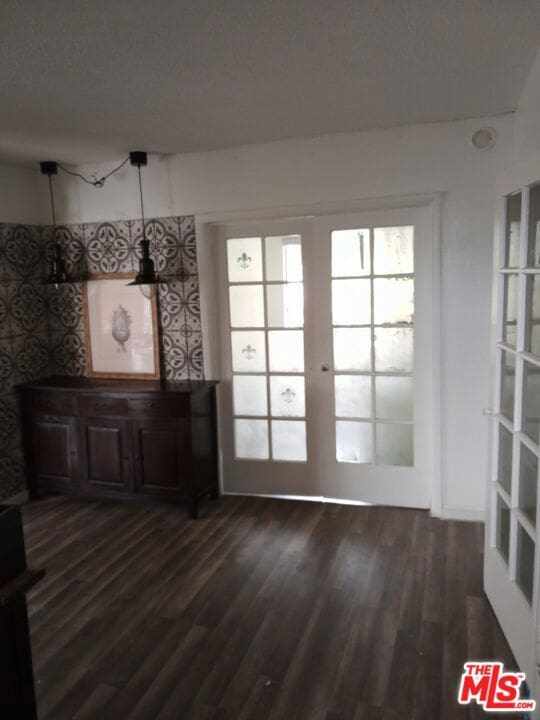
[22, 495, 516, 719]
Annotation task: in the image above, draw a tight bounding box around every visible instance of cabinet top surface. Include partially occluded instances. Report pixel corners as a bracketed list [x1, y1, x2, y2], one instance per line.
[17, 376, 218, 395]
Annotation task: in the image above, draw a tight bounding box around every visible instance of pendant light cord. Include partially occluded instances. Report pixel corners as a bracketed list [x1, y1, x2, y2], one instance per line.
[137, 165, 146, 239]
[56, 155, 130, 188]
[48, 174, 56, 226]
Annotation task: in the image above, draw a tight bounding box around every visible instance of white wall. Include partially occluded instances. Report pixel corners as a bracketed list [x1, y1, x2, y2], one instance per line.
[41, 114, 515, 519]
[514, 47, 540, 161]
[0, 164, 45, 224]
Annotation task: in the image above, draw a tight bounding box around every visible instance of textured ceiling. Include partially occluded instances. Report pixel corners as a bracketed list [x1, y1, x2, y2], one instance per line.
[2, 0, 540, 164]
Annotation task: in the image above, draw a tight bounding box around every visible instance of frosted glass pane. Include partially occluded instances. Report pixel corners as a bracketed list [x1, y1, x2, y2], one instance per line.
[373, 278, 414, 324]
[503, 274, 519, 347]
[333, 328, 371, 371]
[331, 229, 370, 277]
[227, 237, 262, 282]
[266, 283, 304, 327]
[265, 235, 303, 281]
[332, 279, 371, 325]
[235, 419, 269, 459]
[334, 375, 371, 418]
[497, 424, 513, 495]
[519, 443, 537, 526]
[233, 375, 267, 416]
[376, 377, 414, 421]
[231, 331, 266, 372]
[500, 350, 515, 422]
[516, 524, 535, 604]
[376, 424, 413, 466]
[505, 193, 521, 268]
[526, 275, 540, 355]
[270, 376, 305, 417]
[271, 420, 307, 461]
[528, 184, 540, 266]
[336, 420, 372, 463]
[496, 494, 510, 563]
[375, 327, 414, 372]
[268, 331, 304, 372]
[373, 226, 414, 275]
[229, 285, 264, 327]
[522, 361, 540, 444]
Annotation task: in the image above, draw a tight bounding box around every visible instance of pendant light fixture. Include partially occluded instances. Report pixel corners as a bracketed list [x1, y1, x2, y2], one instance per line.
[41, 161, 70, 287]
[127, 151, 164, 287]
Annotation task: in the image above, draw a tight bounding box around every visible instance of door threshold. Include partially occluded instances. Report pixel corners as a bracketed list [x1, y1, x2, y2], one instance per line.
[222, 491, 372, 507]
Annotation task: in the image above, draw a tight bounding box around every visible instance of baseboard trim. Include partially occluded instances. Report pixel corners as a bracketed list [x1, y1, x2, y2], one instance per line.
[441, 506, 485, 522]
[2, 490, 29, 506]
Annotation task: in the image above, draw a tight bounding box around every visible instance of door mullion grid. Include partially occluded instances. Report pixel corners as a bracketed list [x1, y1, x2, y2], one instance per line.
[369, 228, 377, 465]
[509, 187, 529, 582]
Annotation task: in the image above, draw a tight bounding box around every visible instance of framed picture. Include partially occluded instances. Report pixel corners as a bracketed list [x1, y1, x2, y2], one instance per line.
[82, 274, 160, 379]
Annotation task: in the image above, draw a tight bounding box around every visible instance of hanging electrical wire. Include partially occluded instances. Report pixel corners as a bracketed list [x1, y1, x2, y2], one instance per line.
[55, 155, 130, 188]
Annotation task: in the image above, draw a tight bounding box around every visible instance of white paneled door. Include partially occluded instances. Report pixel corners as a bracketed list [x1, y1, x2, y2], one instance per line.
[485, 182, 540, 712]
[217, 206, 436, 507]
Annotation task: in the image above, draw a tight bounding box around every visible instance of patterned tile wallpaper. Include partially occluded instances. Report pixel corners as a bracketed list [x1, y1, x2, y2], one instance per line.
[0, 215, 203, 501]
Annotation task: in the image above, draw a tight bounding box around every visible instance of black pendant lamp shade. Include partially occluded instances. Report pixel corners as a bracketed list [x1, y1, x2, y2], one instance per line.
[127, 152, 164, 286]
[41, 161, 70, 286]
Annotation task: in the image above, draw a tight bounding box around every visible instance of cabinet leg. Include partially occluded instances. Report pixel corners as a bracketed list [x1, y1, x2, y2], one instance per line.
[210, 486, 219, 501]
[189, 499, 199, 520]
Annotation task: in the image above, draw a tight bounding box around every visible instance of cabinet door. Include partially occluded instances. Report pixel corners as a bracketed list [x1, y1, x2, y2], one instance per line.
[33, 414, 78, 491]
[131, 419, 188, 497]
[80, 418, 132, 493]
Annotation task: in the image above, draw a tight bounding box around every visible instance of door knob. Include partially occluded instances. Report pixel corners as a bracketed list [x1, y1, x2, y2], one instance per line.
[483, 407, 494, 416]
[321, 363, 330, 372]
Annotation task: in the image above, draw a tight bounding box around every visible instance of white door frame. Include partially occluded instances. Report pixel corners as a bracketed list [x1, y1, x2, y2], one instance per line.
[196, 192, 443, 513]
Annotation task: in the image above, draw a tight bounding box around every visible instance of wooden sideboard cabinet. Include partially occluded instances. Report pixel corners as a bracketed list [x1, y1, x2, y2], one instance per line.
[18, 377, 219, 518]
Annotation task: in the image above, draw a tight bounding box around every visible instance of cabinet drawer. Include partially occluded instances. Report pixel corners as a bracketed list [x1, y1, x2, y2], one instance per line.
[33, 391, 74, 416]
[128, 396, 186, 418]
[78, 396, 128, 417]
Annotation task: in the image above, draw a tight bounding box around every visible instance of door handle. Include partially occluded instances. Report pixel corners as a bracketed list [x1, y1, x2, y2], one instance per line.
[321, 363, 330, 372]
[483, 408, 494, 416]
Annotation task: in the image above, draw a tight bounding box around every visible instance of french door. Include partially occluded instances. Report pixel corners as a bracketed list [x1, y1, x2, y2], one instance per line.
[485, 182, 540, 710]
[217, 205, 436, 508]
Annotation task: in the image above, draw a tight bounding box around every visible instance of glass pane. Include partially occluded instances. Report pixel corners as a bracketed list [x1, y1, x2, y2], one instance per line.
[334, 375, 371, 418]
[270, 376, 305, 417]
[229, 285, 264, 327]
[516, 524, 535, 604]
[332, 279, 371, 325]
[227, 237, 263, 282]
[504, 193, 521, 268]
[266, 283, 304, 327]
[496, 494, 510, 563]
[519, 443, 537, 526]
[233, 375, 267, 416]
[373, 226, 414, 275]
[231, 331, 266, 372]
[235, 419, 269, 459]
[526, 274, 540, 356]
[523, 361, 540, 444]
[268, 330, 304, 372]
[271, 420, 307, 461]
[500, 350, 515, 422]
[375, 327, 414, 372]
[376, 377, 414, 421]
[498, 424, 513, 495]
[373, 277, 414, 325]
[333, 328, 371, 371]
[528, 184, 540, 267]
[503, 274, 519, 347]
[336, 420, 372, 463]
[331, 229, 370, 277]
[265, 235, 302, 281]
[376, 423, 414, 466]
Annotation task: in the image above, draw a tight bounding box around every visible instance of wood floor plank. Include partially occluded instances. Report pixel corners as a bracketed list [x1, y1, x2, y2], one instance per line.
[20, 495, 517, 719]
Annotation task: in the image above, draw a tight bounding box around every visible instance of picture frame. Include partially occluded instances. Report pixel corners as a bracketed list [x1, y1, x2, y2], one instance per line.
[82, 273, 161, 379]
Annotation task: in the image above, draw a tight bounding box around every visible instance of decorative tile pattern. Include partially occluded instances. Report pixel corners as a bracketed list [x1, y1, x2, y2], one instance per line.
[0, 214, 203, 501]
